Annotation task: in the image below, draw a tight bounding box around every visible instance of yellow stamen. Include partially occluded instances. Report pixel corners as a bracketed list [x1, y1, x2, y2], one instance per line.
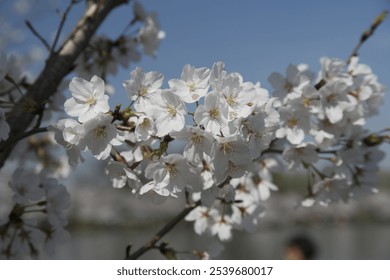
[165, 163, 176, 177]
[138, 86, 148, 97]
[187, 81, 197, 92]
[287, 117, 298, 128]
[209, 108, 220, 119]
[94, 126, 107, 139]
[86, 96, 97, 106]
[222, 142, 233, 155]
[191, 134, 203, 145]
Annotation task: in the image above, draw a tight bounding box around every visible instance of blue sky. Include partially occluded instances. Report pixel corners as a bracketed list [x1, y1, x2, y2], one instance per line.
[1, 0, 390, 167]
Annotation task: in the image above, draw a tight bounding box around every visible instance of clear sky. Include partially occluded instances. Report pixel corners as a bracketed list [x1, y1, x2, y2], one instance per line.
[1, 0, 390, 167]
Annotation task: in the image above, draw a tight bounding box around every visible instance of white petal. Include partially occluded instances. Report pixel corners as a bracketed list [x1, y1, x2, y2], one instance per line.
[287, 128, 304, 145]
[139, 181, 155, 195]
[326, 105, 343, 123]
[69, 77, 92, 102]
[64, 98, 88, 118]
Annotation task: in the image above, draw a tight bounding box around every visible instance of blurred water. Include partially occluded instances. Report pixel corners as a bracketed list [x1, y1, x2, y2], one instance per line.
[50, 223, 390, 260]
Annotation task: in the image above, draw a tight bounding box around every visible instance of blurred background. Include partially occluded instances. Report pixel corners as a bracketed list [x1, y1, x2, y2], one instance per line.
[1, 0, 390, 259]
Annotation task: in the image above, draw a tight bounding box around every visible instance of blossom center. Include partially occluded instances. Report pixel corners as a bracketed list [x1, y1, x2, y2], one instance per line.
[326, 93, 337, 103]
[201, 210, 210, 218]
[187, 81, 197, 92]
[191, 134, 203, 145]
[138, 86, 148, 97]
[18, 185, 27, 196]
[86, 96, 97, 106]
[222, 142, 233, 155]
[226, 96, 237, 107]
[303, 98, 311, 107]
[287, 117, 298, 128]
[324, 181, 332, 191]
[166, 106, 177, 117]
[165, 163, 176, 177]
[94, 126, 107, 139]
[209, 108, 220, 119]
[255, 132, 265, 141]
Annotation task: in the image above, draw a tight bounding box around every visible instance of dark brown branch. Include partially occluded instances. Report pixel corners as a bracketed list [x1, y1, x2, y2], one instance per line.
[126, 177, 232, 260]
[0, 0, 128, 168]
[126, 200, 201, 260]
[4, 75, 24, 97]
[14, 127, 48, 142]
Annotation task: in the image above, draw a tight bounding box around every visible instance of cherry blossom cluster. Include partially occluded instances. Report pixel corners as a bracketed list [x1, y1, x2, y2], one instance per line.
[269, 57, 386, 206]
[0, 168, 70, 259]
[50, 55, 387, 242]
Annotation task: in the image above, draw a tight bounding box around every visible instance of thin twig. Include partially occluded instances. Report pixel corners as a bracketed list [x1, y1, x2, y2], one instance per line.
[126, 177, 232, 260]
[126, 200, 201, 260]
[4, 75, 24, 97]
[25, 20, 50, 51]
[51, 0, 81, 53]
[110, 146, 136, 170]
[347, 10, 388, 64]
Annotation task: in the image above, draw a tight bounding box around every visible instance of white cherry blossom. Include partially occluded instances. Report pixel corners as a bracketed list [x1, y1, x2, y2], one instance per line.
[211, 215, 233, 241]
[212, 136, 252, 183]
[275, 106, 310, 145]
[78, 113, 119, 160]
[319, 80, 353, 124]
[185, 206, 218, 235]
[268, 64, 310, 102]
[283, 143, 319, 170]
[141, 154, 202, 196]
[123, 67, 163, 113]
[106, 161, 141, 190]
[65, 75, 109, 122]
[151, 90, 187, 137]
[138, 14, 165, 57]
[319, 56, 350, 81]
[170, 125, 214, 163]
[134, 114, 154, 140]
[49, 119, 85, 166]
[194, 91, 228, 135]
[169, 64, 210, 103]
[219, 75, 257, 120]
[8, 167, 43, 204]
[209, 61, 227, 91]
[242, 113, 275, 158]
[41, 177, 70, 227]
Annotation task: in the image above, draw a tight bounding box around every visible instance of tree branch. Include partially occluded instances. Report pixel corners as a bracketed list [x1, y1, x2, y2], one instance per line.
[51, 0, 81, 54]
[125, 177, 232, 260]
[347, 10, 388, 64]
[126, 200, 201, 260]
[25, 20, 50, 51]
[0, 0, 128, 168]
